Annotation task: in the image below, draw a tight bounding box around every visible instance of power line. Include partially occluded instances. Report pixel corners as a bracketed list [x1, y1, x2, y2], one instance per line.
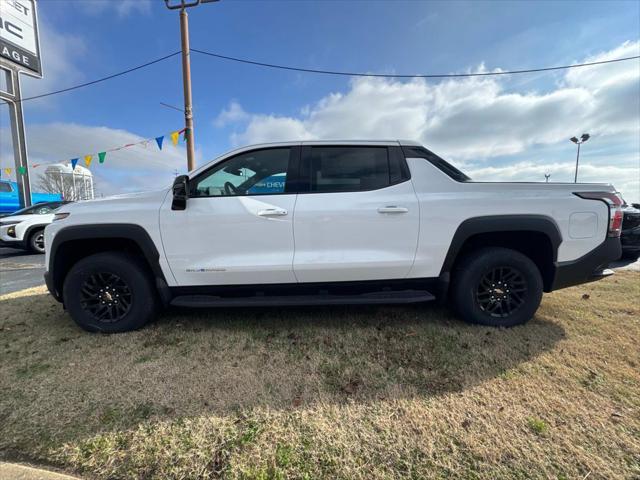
[191, 48, 640, 78]
[1, 49, 638, 106]
[1, 51, 181, 105]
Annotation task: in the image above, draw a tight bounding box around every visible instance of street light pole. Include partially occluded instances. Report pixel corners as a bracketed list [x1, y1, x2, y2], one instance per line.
[570, 133, 590, 183]
[164, 0, 219, 172]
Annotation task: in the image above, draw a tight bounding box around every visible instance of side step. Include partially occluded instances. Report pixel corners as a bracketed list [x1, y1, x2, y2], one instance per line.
[170, 289, 435, 308]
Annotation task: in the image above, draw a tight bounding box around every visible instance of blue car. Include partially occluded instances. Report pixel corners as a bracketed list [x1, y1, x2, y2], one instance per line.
[0, 180, 63, 216]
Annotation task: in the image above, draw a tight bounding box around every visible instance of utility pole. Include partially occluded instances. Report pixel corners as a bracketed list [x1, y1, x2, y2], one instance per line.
[164, 0, 219, 172]
[179, 7, 196, 172]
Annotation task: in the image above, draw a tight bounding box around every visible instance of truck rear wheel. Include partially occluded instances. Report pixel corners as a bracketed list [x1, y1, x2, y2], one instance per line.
[62, 252, 158, 333]
[451, 247, 543, 327]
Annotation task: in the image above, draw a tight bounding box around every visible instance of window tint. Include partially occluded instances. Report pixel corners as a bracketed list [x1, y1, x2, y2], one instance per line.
[308, 147, 390, 193]
[0, 183, 12, 193]
[192, 148, 291, 197]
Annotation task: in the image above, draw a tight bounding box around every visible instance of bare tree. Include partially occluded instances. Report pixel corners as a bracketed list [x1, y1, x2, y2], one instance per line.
[35, 172, 79, 201]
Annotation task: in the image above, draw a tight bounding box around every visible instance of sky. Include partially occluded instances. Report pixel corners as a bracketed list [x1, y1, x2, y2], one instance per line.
[0, 0, 639, 201]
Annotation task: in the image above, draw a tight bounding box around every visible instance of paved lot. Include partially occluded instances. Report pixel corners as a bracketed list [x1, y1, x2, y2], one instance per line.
[0, 247, 46, 295]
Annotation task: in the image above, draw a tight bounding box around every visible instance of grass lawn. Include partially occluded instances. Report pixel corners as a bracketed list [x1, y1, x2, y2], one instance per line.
[0, 272, 638, 479]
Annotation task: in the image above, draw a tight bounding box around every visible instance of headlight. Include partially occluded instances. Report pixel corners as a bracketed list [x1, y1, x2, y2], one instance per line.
[53, 213, 70, 221]
[0, 220, 21, 226]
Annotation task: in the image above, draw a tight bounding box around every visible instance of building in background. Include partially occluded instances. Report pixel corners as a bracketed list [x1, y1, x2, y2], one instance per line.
[38, 163, 94, 201]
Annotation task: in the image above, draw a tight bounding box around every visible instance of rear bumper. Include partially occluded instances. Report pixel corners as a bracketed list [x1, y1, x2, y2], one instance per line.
[551, 237, 621, 290]
[621, 226, 640, 253]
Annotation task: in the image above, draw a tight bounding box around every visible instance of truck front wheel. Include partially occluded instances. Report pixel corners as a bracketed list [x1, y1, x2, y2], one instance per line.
[63, 252, 158, 333]
[451, 247, 543, 327]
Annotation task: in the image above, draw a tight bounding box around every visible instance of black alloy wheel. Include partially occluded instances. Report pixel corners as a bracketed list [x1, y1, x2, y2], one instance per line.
[80, 272, 133, 323]
[451, 247, 543, 327]
[63, 252, 158, 332]
[475, 266, 527, 317]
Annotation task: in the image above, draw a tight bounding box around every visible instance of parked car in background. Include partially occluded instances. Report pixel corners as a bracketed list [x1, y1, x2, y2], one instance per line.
[0, 180, 62, 216]
[620, 200, 640, 259]
[0, 201, 71, 253]
[45, 141, 624, 333]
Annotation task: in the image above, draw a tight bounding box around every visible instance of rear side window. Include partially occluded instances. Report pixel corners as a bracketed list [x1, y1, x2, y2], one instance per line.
[302, 146, 409, 193]
[0, 183, 12, 193]
[402, 146, 470, 182]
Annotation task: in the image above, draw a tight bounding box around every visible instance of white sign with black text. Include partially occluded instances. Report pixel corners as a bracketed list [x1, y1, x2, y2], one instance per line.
[0, 0, 41, 76]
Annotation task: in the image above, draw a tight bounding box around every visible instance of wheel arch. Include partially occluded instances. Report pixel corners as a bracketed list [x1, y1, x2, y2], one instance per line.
[440, 215, 562, 293]
[23, 223, 48, 248]
[47, 224, 171, 305]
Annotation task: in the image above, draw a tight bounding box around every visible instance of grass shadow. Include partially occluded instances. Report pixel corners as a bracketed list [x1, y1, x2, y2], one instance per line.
[0, 289, 565, 463]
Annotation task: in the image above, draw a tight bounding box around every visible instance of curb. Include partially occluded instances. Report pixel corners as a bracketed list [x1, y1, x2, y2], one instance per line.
[0, 462, 81, 480]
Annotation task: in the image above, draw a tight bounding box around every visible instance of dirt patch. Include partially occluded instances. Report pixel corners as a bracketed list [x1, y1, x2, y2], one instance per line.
[0, 273, 638, 479]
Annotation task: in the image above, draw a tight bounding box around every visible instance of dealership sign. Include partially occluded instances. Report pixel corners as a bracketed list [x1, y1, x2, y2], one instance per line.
[0, 0, 41, 76]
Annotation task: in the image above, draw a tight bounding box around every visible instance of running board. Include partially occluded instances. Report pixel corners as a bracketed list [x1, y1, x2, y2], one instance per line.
[170, 289, 435, 308]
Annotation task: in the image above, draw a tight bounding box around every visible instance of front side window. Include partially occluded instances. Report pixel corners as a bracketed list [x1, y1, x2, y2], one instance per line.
[0, 183, 12, 193]
[308, 147, 390, 193]
[191, 148, 291, 197]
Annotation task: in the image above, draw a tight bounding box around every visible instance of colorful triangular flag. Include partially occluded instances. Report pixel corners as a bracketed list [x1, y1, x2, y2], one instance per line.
[71, 158, 79, 170]
[84, 155, 92, 167]
[98, 152, 106, 163]
[3, 168, 11, 176]
[155, 136, 164, 150]
[183, 128, 188, 142]
[17, 166, 27, 175]
[170, 131, 180, 146]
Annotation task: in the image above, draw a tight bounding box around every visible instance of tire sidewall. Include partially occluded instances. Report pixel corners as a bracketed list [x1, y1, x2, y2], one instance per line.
[63, 253, 157, 333]
[453, 248, 543, 327]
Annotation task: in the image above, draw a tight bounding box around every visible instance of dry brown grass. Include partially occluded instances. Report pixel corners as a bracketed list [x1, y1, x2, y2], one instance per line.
[0, 272, 638, 479]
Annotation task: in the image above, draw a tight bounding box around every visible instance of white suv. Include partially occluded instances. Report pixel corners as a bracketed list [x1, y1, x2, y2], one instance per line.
[0, 201, 69, 253]
[44, 141, 623, 332]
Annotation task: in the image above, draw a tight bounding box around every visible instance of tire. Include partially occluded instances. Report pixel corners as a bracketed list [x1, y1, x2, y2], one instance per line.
[451, 247, 543, 327]
[28, 228, 46, 254]
[62, 252, 158, 333]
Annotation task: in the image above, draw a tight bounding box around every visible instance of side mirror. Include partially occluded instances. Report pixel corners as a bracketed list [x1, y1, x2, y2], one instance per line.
[172, 175, 189, 210]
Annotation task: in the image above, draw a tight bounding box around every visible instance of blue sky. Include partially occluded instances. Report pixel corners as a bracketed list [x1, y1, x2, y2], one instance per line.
[1, 0, 639, 200]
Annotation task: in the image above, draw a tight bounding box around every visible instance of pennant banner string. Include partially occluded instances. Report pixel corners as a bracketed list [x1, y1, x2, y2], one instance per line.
[1, 128, 185, 176]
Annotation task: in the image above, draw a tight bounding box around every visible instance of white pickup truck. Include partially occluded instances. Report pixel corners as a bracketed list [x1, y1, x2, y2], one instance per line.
[44, 141, 623, 333]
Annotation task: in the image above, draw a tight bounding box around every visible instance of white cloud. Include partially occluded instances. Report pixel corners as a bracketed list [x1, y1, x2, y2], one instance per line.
[0, 123, 186, 196]
[77, 0, 152, 18]
[220, 40, 640, 201]
[214, 101, 249, 127]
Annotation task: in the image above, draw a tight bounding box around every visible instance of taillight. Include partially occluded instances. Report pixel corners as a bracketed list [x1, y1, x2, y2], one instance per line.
[574, 191, 624, 237]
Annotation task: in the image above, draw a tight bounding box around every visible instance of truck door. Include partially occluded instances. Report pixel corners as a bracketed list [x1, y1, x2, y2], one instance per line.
[292, 145, 420, 282]
[160, 146, 299, 286]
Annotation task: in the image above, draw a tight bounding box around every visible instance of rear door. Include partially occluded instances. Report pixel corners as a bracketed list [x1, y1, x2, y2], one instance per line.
[292, 145, 420, 282]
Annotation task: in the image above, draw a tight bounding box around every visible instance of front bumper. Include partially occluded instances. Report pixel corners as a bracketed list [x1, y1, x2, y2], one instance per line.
[552, 237, 621, 291]
[0, 238, 25, 249]
[44, 271, 62, 302]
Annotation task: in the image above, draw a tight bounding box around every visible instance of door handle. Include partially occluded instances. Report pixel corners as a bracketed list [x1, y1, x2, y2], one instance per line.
[258, 208, 288, 216]
[377, 206, 409, 214]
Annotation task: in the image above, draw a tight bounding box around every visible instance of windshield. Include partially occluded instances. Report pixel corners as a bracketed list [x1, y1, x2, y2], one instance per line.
[9, 202, 65, 216]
